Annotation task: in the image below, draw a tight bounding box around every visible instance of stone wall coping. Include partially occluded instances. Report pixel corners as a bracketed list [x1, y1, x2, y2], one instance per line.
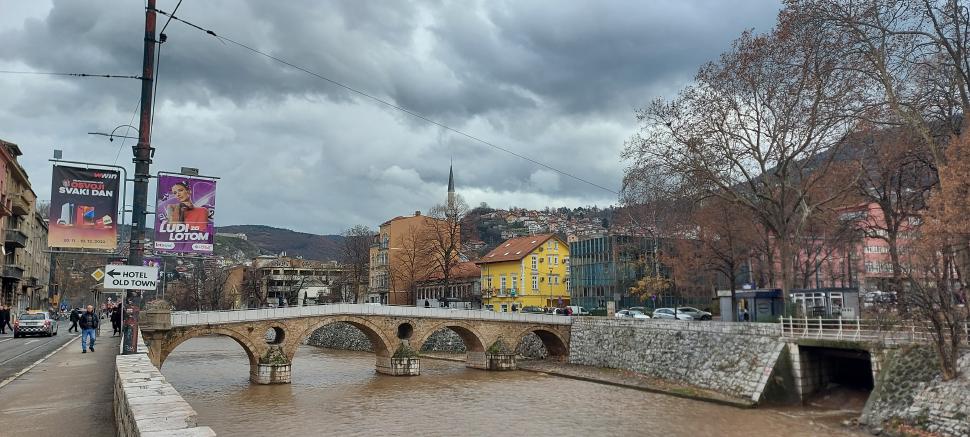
[170, 304, 572, 327]
[115, 352, 216, 436]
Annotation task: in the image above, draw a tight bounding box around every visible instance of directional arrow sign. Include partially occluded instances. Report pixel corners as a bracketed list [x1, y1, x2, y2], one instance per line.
[103, 264, 160, 290]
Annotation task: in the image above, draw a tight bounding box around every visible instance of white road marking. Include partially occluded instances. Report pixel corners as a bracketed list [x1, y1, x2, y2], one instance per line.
[24, 340, 38, 345]
[0, 338, 12, 344]
[0, 336, 79, 391]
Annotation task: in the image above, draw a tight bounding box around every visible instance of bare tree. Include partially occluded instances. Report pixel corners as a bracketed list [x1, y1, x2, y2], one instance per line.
[199, 266, 232, 310]
[426, 195, 469, 302]
[846, 126, 937, 294]
[805, 0, 970, 279]
[623, 12, 864, 299]
[676, 197, 760, 319]
[340, 225, 373, 303]
[387, 224, 433, 305]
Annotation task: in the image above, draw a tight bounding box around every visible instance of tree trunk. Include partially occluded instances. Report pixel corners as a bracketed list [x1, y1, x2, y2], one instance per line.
[778, 237, 794, 302]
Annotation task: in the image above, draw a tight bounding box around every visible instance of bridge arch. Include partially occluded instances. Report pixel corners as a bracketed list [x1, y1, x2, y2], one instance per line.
[299, 315, 394, 358]
[515, 326, 569, 358]
[158, 327, 261, 369]
[413, 320, 487, 353]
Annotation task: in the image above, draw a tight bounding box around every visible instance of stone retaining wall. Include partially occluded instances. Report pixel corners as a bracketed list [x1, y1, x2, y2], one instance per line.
[861, 346, 970, 437]
[115, 352, 216, 436]
[568, 318, 785, 402]
[305, 322, 548, 358]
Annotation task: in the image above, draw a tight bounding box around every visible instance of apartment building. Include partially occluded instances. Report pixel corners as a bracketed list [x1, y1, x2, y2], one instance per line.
[0, 140, 47, 312]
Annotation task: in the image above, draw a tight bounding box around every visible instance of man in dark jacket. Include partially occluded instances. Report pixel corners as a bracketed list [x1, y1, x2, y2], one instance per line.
[110, 305, 122, 336]
[0, 305, 10, 334]
[78, 305, 99, 353]
[68, 307, 80, 333]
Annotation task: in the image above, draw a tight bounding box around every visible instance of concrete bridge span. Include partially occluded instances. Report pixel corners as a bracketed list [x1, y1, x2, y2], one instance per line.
[141, 304, 572, 384]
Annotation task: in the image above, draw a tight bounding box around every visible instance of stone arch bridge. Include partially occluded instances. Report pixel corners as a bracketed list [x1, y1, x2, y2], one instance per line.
[141, 304, 572, 384]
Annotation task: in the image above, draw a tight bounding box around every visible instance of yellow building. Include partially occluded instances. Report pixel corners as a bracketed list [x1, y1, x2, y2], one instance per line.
[477, 233, 569, 312]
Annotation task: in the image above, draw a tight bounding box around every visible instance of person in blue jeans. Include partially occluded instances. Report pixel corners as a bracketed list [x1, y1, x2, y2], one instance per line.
[78, 305, 99, 353]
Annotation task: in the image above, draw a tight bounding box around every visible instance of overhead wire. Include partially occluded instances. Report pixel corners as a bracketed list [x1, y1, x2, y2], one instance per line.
[149, 0, 184, 146]
[114, 99, 142, 165]
[0, 70, 144, 80]
[153, 8, 620, 196]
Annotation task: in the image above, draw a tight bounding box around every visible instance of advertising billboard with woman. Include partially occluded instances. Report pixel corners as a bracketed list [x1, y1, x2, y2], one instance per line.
[154, 175, 216, 254]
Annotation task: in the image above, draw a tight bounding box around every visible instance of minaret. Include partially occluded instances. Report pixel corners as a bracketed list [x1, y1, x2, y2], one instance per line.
[447, 162, 455, 211]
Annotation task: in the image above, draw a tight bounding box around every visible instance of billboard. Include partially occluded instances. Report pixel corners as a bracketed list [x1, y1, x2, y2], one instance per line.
[154, 175, 216, 254]
[47, 166, 120, 250]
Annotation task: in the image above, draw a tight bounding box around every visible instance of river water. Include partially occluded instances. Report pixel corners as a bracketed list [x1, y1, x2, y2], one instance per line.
[162, 337, 867, 437]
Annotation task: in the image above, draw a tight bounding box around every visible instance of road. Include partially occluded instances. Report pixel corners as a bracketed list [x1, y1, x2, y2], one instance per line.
[0, 320, 77, 383]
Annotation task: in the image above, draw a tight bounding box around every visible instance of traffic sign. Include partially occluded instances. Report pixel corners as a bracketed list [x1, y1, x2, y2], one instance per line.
[103, 264, 159, 290]
[91, 268, 105, 281]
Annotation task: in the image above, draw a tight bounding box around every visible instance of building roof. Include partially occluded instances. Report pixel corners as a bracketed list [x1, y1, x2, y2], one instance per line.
[477, 233, 561, 264]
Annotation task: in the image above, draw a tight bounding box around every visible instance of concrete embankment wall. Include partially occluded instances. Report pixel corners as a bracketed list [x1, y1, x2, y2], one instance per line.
[861, 346, 970, 437]
[568, 318, 786, 402]
[115, 334, 216, 437]
[306, 322, 548, 358]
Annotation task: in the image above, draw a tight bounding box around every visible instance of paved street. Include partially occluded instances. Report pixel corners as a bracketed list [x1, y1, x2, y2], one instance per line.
[0, 321, 78, 383]
[0, 322, 118, 436]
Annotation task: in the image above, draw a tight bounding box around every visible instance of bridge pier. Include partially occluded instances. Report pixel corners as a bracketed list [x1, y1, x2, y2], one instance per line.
[466, 351, 517, 370]
[375, 356, 421, 376]
[252, 346, 292, 384]
[251, 362, 292, 384]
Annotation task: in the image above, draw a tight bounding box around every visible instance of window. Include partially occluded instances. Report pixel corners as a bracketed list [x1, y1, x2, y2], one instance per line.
[531, 255, 538, 270]
[532, 275, 539, 290]
[510, 273, 517, 291]
[864, 246, 890, 254]
[500, 275, 507, 291]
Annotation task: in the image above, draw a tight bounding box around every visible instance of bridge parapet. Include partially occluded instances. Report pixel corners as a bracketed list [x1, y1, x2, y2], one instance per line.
[170, 304, 573, 327]
[778, 316, 969, 347]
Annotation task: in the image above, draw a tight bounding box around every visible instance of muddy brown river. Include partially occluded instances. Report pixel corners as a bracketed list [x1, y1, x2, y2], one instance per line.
[161, 337, 868, 437]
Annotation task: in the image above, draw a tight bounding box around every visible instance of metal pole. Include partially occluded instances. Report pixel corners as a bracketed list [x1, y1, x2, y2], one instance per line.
[123, 0, 156, 355]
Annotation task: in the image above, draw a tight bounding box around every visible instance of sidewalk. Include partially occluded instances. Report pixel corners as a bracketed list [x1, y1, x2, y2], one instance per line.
[0, 332, 120, 436]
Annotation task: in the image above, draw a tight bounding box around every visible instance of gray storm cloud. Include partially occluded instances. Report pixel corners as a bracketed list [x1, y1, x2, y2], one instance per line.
[0, 0, 780, 234]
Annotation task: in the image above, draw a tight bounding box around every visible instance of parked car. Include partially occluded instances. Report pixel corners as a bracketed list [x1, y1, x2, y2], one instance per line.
[676, 306, 712, 321]
[615, 309, 650, 319]
[652, 308, 694, 320]
[589, 307, 608, 316]
[567, 306, 590, 316]
[14, 312, 59, 338]
[520, 306, 545, 314]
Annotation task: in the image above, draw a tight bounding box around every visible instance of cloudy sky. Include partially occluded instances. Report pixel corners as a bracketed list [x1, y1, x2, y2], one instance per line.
[0, 0, 780, 235]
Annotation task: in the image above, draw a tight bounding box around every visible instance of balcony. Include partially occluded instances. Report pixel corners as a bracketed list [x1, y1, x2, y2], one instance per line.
[10, 194, 30, 216]
[4, 229, 27, 248]
[2, 264, 24, 280]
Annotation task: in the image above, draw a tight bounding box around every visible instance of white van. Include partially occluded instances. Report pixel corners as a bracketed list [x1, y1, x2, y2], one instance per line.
[567, 306, 589, 316]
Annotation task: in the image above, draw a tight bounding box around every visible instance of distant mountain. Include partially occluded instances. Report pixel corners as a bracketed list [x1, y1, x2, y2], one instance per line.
[216, 225, 344, 261]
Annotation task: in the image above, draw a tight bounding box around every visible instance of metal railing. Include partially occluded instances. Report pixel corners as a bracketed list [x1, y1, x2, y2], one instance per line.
[169, 303, 573, 327]
[778, 316, 969, 346]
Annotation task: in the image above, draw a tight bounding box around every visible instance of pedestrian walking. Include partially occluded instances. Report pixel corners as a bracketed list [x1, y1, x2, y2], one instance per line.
[111, 305, 121, 336]
[0, 305, 10, 334]
[68, 307, 80, 333]
[78, 305, 99, 353]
